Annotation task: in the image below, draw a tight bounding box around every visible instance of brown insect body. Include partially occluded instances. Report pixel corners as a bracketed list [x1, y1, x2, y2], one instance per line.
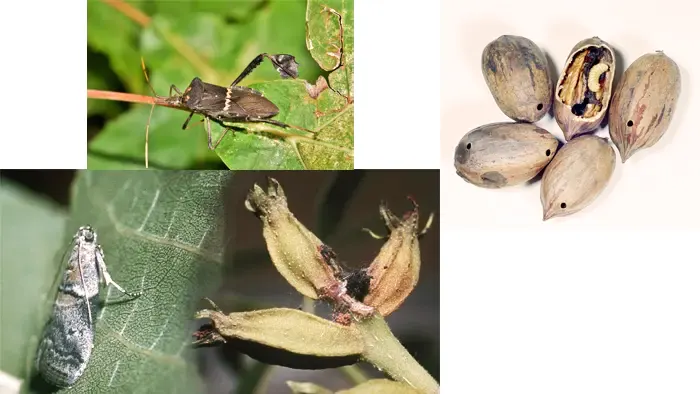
[142, 53, 304, 166]
[181, 77, 280, 124]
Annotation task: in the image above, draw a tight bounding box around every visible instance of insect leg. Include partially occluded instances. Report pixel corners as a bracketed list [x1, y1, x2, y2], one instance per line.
[230, 53, 300, 87]
[145, 100, 156, 168]
[230, 54, 266, 87]
[181, 111, 195, 130]
[141, 57, 158, 97]
[205, 117, 214, 150]
[210, 123, 232, 151]
[206, 117, 232, 150]
[169, 84, 183, 97]
[96, 245, 141, 299]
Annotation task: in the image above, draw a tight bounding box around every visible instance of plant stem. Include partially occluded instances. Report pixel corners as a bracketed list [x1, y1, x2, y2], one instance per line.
[86, 90, 353, 155]
[355, 314, 439, 394]
[100, 0, 150, 27]
[339, 365, 369, 386]
[87, 89, 184, 111]
[88, 89, 152, 105]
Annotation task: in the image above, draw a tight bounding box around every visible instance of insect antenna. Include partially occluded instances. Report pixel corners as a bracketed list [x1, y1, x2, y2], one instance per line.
[141, 57, 158, 168]
[76, 238, 94, 326]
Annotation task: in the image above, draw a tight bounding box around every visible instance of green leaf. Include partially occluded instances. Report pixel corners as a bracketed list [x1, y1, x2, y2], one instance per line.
[231, 0, 320, 84]
[216, 79, 353, 169]
[0, 180, 68, 381]
[23, 171, 230, 393]
[148, 0, 265, 23]
[305, 0, 344, 71]
[87, 0, 144, 94]
[307, 0, 354, 99]
[88, 104, 217, 170]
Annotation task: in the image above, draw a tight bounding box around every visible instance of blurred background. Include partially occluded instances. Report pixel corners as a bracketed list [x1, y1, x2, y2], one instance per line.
[0, 170, 439, 393]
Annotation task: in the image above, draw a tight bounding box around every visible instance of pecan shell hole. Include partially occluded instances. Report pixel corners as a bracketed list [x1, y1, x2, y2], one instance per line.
[627, 120, 633, 127]
[560, 202, 567, 209]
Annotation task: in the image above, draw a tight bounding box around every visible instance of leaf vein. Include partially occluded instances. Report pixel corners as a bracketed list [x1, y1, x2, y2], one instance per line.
[101, 200, 223, 265]
[108, 360, 120, 387]
[103, 328, 187, 366]
[138, 188, 161, 231]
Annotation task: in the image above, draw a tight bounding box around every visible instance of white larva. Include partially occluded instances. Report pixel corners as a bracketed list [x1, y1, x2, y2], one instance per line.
[587, 63, 609, 93]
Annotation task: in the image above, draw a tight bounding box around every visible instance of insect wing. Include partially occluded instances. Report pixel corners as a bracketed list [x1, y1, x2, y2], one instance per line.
[228, 86, 279, 118]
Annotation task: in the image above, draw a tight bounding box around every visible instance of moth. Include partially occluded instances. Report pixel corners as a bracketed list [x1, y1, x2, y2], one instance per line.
[35, 226, 141, 388]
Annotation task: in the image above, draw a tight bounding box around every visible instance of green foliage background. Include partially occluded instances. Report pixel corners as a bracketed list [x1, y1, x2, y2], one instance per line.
[87, 0, 354, 170]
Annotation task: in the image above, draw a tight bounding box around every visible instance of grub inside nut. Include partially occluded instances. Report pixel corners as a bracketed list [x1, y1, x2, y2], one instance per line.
[558, 46, 613, 119]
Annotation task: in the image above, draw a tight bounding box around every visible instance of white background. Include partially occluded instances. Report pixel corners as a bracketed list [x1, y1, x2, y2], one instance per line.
[3, 1, 700, 393]
[441, 0, 700, 393]
[441, 0, 700, 230]
[0, 3, 87, 169]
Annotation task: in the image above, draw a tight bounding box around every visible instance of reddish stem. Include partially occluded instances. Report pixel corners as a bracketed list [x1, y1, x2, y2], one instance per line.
[87, 89, 185, 111]
[100, 0, 150, 27]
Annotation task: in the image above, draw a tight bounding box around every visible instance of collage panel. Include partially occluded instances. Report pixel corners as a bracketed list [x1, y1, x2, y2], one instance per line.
[440, 0, 700, 393]
[441, 0, 698, 229]
[0, 170, 438, 393]
[87, 0, 353, 170]
[2, 0, 698, 392]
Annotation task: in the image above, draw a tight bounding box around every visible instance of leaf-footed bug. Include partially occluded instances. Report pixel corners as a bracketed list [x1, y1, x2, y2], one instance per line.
[142, 53, 317, 168]
[34, 226, 154, 388]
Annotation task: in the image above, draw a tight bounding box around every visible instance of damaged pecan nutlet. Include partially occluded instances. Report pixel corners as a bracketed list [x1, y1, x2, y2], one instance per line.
[454, 122, 559, 188]
[245, 178, 338, 299]
[362, 197, 433, 316]
[608, 51, 681, 162]
[193, 299, 364, 358]
[482, 35, 553, 122]
[553, 37, 616, 140]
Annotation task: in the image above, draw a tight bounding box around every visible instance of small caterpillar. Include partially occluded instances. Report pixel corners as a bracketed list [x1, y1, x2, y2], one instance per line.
[587, 63, 609, 93]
